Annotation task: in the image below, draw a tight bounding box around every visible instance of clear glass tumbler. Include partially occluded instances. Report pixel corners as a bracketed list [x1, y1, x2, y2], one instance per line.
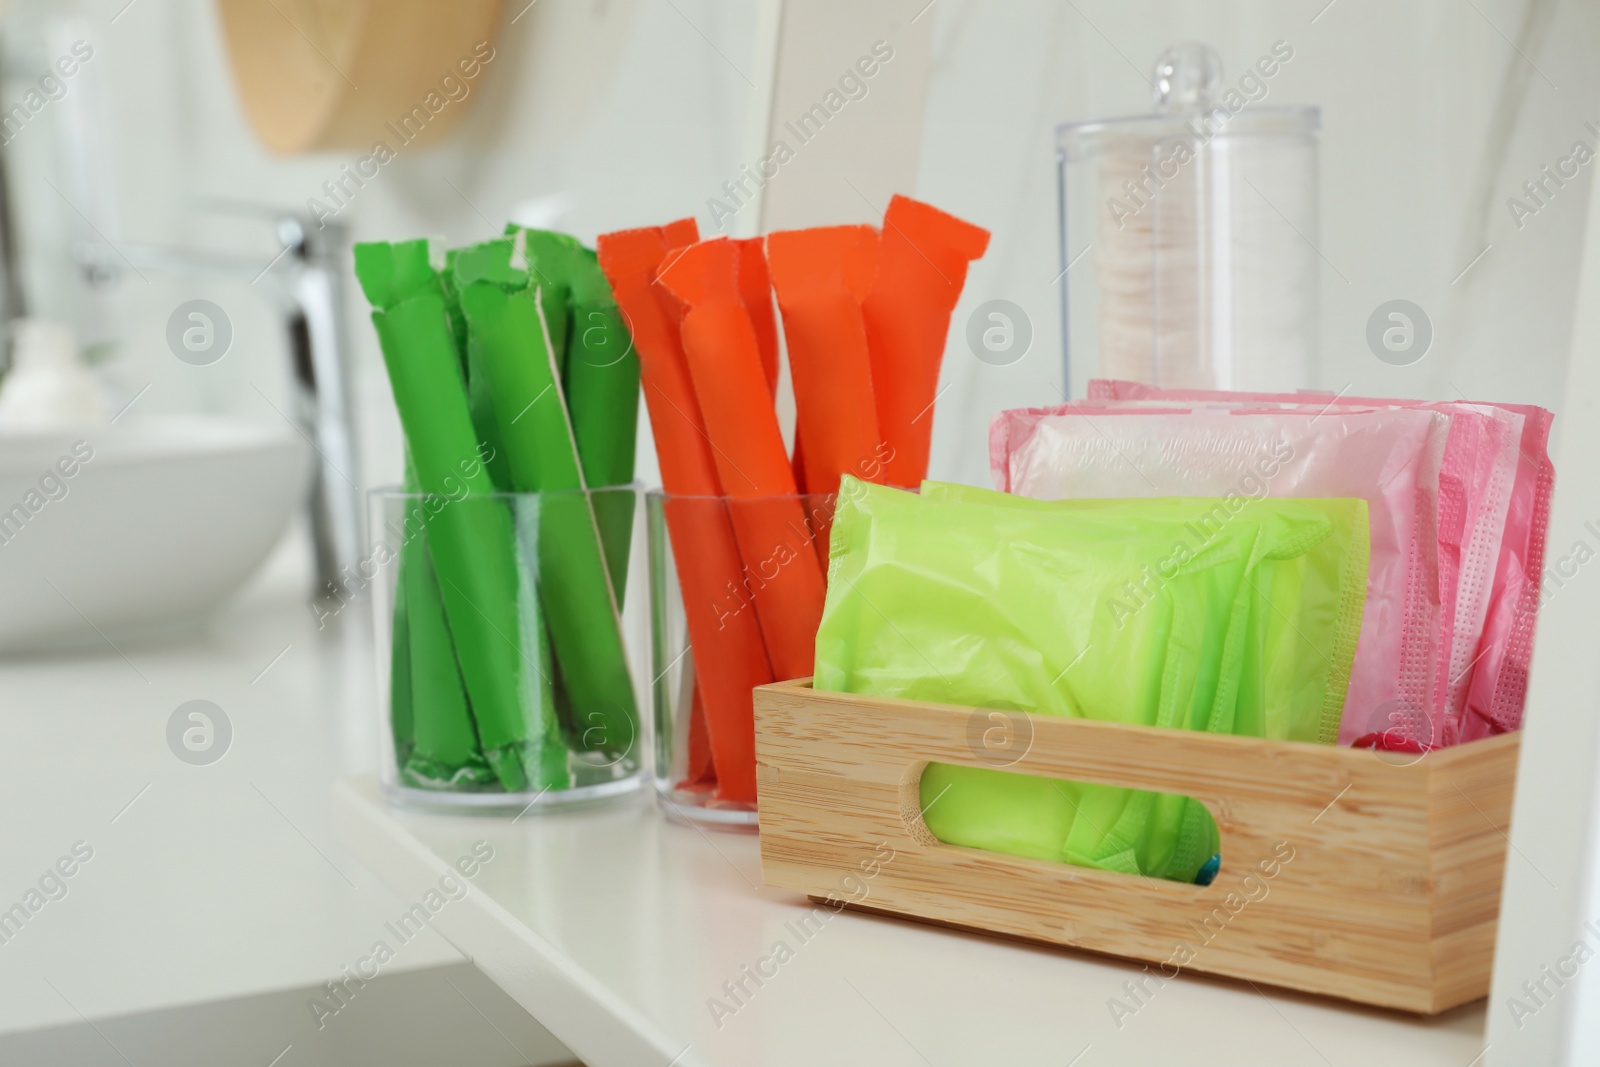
[370, 484, 648, 812]
[648, 489, 837, 829]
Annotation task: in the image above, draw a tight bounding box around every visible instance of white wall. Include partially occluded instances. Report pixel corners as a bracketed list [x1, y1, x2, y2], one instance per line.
[919, 0, 1599, 485]
[3, 0, 1590, 493]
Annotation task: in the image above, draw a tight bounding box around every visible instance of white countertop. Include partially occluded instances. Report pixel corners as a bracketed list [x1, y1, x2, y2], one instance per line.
[0, 520, 1495, 1064]
[0, 529, 463, 1034]
[333, 773, 1489, 1067]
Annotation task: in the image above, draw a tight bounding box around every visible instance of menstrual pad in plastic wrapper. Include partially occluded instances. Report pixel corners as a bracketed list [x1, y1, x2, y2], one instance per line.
[1080, 381, 1554, 743]
[994, 405, 1446, 747]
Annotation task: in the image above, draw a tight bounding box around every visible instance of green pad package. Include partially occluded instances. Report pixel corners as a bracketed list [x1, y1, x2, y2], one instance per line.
[814, 478, 1368, 882]
[454, 238, 640, 758]
[921, 483, 1369, 745]
[356, 239, 569, 792]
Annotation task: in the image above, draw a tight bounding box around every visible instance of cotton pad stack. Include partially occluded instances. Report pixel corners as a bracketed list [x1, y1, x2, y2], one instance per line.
[992, 382, 1555, 748]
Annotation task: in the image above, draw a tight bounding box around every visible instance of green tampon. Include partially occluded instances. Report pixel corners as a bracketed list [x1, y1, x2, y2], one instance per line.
[441, 249, 470, 377]
[503, 230, 639, 596]
[388, 539, 415, 772]
[356, 239, 569, 792]
[403, 527, 495, 788]
[511, 495, 578, 788]
[565, 244, 639, 600]
[454, 238, 640, 759]
[443, 251, 512, 491]
[394, 455, 493, 788]
[512, 227, 586, 369]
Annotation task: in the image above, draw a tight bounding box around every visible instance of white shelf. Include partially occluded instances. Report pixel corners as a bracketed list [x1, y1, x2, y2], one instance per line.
[333, 775, 1488, 1067]
[0, 535, 464, 1036]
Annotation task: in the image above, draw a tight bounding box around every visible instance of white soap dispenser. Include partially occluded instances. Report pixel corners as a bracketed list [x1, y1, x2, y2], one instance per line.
[0, 319, 109, 428]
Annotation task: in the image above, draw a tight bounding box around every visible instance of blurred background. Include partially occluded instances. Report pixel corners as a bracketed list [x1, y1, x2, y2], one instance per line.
[4, 0, 1589, 490]
[0, 0, 1594, 1064]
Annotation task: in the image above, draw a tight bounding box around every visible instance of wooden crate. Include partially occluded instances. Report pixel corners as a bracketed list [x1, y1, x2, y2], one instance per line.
[753, 678, 1518, 1013]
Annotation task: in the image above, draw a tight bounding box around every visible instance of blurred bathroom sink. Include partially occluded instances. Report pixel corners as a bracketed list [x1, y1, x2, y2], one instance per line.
[0, 416, 311, 653]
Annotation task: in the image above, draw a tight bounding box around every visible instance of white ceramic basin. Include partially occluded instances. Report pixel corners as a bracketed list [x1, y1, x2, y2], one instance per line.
[0, 417, 311, 652]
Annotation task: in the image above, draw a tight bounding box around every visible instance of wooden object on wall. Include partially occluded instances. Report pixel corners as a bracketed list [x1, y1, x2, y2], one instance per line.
[753, 678, 1518, 1014]
[215, 0, 504, 154]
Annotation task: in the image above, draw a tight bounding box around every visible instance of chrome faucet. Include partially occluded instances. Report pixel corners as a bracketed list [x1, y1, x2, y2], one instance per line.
[75, 209, 362, 600]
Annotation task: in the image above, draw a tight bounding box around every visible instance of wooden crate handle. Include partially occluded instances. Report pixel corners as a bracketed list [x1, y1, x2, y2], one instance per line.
[764, 677, 1378, 799]
[755, 678, 1429, 890]
[891, 714, 1310, 893]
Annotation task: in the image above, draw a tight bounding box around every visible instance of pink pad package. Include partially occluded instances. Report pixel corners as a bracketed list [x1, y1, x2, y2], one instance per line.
[1078, 381, 1554, 744]
[1454, 404, 1554, 741]
[1074, 395, 1519, 745]
[994, 403, 1449, 747]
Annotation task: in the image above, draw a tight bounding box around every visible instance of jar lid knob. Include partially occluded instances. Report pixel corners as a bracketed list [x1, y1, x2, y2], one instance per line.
[1152, 42, 1223, 115]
